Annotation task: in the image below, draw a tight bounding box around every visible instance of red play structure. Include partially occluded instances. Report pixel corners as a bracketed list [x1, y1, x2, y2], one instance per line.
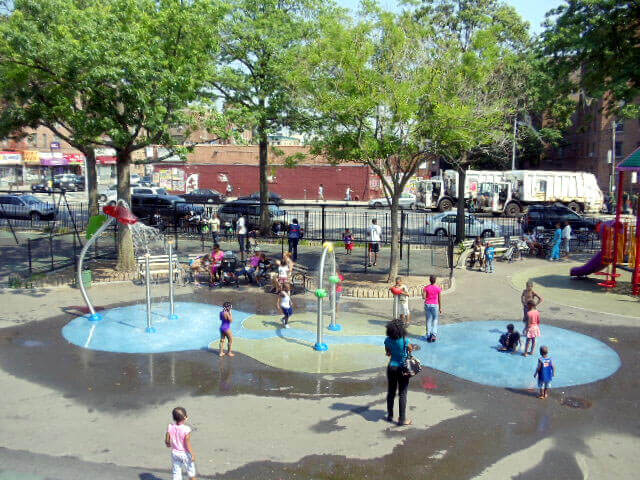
[570, 147, 640, 296]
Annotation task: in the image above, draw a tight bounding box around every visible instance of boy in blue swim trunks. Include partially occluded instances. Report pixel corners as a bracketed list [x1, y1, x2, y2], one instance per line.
[534, 345, 554, 399]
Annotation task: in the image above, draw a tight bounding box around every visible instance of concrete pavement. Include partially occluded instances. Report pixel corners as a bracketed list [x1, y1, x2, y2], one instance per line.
[0, 257, 638, 479]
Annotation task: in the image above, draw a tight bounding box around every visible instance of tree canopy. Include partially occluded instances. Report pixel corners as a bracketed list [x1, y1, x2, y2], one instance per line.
[540, 0, 640, 117]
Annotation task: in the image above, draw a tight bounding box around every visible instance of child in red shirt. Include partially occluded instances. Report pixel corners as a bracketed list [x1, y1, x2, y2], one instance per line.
[523, 300, 541, 357]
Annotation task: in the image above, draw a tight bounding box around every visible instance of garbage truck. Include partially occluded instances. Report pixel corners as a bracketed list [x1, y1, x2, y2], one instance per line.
[470, 170, 604, 216]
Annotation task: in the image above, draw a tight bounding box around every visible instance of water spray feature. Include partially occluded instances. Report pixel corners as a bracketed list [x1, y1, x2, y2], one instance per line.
[314, 241, 341, 351]
[77, 201, 178, 332]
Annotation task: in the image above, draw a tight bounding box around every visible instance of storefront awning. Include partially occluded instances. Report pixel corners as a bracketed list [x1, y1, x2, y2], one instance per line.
[22, 150, 40, 165]
[64, 153, 85, 165]
[0, 151, 22, 165]
[39, 152, 67, 166]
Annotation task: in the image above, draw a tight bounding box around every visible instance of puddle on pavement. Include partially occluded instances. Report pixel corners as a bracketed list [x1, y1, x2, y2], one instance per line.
[561, 396, 592, 409]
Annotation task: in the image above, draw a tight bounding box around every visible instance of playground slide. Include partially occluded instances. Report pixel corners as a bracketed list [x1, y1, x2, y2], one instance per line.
[570, 251, 608, 277]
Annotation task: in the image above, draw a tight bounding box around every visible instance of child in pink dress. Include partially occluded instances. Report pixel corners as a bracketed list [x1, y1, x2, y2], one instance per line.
[523, 301, 541, 357]
[165, 407, 197, 480]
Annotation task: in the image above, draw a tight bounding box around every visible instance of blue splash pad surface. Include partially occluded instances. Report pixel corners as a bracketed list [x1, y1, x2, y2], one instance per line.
[62, 302, 253, 354]
[63, 303, 620, 388]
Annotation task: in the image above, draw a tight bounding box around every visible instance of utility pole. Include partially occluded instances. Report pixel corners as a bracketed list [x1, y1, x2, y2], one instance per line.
[511, 114, 517, 170]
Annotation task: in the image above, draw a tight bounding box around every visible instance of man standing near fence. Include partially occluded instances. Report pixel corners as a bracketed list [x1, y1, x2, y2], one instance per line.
[345, 186, 352, 202]
[367, 218, 382, 267]
[287, 218, 303, 261]
[318, 184, 324, 202]
[236, 214, 247, 261]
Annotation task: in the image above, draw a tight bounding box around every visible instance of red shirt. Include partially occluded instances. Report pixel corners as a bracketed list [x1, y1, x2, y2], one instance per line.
[527, 309, 540, 326]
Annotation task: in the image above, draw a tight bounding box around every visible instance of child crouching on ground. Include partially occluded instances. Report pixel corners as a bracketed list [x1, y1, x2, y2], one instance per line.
[499, 323, 521, 352]
[534, 346, 555, 399]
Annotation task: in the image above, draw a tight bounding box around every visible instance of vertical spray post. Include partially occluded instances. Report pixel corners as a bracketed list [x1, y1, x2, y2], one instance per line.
[145, 253, 156, 333]
[328, 244, 342, 331]
[168, 240, 178, 320]
[314, 243, 332, 351]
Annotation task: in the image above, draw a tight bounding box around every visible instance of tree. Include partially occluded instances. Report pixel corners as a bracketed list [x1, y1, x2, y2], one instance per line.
[540, 0, 640, 117]
[0, 0, 225, 270]
[300, 6, 444, 279]
[414, 0, 531, 241]
[209, 0, 330, 232]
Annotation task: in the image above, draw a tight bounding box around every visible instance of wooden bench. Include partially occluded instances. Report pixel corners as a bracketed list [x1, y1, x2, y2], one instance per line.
[457, 236, 523, 269]
[137, 254, 183, 283]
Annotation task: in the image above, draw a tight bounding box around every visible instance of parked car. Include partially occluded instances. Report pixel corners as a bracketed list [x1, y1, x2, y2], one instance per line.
[52, 173, 82, 191]
[237, 191, 283, 205]
[0, 194, 57, 221]
[426, 211, 502, 239]
[31, 182, 52, 193]
[368, 193, 418, 209]
[180, 188, 226, 204]
[131, 194, 204, 220]
[99, 184, 150, 204]
[521, 205, 599, 232]
[218, 199, 287, 233]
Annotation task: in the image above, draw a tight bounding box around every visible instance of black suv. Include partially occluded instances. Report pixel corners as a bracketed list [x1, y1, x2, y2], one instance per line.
[522, 205, 599, 232]
[180, 188, 226, 204]
[131, 194, 204, 220]
[218, 200, 287, 232]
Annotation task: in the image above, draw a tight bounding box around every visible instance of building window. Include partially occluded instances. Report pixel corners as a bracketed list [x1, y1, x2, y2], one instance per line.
[27, 134, 36, 146]
[615, 141, 623, 158]
[615, 122, 624, 132]
[41, 134, 48, 148]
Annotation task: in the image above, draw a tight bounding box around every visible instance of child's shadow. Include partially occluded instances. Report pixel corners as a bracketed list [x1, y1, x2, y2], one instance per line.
[139, 474, 164, 480]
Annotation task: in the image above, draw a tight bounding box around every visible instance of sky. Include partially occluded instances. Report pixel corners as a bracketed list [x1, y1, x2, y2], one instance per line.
[335, 0, 564, 33]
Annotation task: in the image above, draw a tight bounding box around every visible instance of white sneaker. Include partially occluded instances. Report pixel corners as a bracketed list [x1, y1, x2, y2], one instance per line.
[285, 323, 290, 329]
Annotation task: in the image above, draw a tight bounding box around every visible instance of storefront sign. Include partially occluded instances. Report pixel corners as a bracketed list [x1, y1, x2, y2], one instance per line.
[0, 151, 22, 165]
[39, 152, 67, 166]
[95, 147, 117, 164]
[64, 153, 85, 165]
[50, 142, 60, 150]
[22, 150, 40, 164]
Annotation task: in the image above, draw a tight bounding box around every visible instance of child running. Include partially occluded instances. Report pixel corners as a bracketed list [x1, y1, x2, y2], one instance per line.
[165, 407, 197, 480]
[278, 284, 293, 328]
[343, 229, 354, 255]
[533, 346, 555, 399]
[521, 281, 543, 329]
[523, 300, 541, 357]
[218, 302, 234, 357]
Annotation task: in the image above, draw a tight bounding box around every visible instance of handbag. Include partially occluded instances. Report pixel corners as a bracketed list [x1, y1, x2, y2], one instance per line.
[401, 337, 422, 377]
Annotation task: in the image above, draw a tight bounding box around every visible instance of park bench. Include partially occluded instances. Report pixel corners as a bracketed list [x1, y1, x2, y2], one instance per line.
[137, 254, 183, 284]
[457, 236, 523, 269]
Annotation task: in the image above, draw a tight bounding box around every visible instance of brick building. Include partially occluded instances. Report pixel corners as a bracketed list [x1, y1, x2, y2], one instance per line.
[534, 95, 640, 196]
[151, 145, 382, 200]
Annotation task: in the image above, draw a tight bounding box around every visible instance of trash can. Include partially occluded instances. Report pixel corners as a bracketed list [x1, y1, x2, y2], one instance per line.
[80, 269, 92, 289]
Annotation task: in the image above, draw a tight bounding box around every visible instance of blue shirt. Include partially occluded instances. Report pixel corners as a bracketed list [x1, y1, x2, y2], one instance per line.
[485, 246, 495, 260]
[385, 337, 408, 367]
[539, 356, 554, 382]
[288, 223, 301, 239]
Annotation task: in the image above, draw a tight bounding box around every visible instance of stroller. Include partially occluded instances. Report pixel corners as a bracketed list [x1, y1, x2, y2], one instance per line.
[502, 237, 529, 263]
[219, 252, 240, 288]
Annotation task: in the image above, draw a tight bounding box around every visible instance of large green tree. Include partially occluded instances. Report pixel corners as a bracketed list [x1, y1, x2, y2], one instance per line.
[210, 0, 331, 231]
[540, 0, 640, 117]
[301, 6, 444, 279]
[0, 0, 224, 270]
[414, 0, 531, 241]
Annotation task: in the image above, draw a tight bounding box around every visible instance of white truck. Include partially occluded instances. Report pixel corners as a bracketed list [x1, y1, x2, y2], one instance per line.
[471, 170, 604, 216]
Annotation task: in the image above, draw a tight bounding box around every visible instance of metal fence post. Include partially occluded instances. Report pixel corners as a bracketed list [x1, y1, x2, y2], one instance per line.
[406, 242, 410, 277]
[27, 238, 32, 275]
[400, 211, 405, 260]
[173, 208, 179, 251]
[49, 235, 54, 271]
[321, 205, 326, 244]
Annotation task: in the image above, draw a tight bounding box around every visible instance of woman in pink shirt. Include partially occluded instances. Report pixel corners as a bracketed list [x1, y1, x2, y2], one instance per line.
[210, 244, 224, 283]
[422, 275, 442, 343]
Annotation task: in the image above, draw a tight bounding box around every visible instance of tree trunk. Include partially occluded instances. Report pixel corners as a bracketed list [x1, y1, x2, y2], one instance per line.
[115, 151, 135, 271]
[387, 195, 401, 281]
[85, 147, 99, 217]
[455, 159, 467, 244]
[258, 113, 270, 234]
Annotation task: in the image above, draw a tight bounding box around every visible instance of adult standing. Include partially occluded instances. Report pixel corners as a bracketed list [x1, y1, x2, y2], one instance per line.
[226, 182, 233, 197]
[367, 218, 382, 267]
[422, 275, 442, 342]
[318, 183, 324, 202]
[210, 213, 221, 243]
[236, 214, 247, 261]
[287, 218, 303, 261]
[345, 185, 352, 202]
[549, 222, 562, 261]
[562, 220, 572, 256]
[384, 319, 413, 426]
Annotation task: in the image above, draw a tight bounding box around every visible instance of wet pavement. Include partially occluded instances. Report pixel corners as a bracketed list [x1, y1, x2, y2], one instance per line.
[0, 258, 639, 479]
